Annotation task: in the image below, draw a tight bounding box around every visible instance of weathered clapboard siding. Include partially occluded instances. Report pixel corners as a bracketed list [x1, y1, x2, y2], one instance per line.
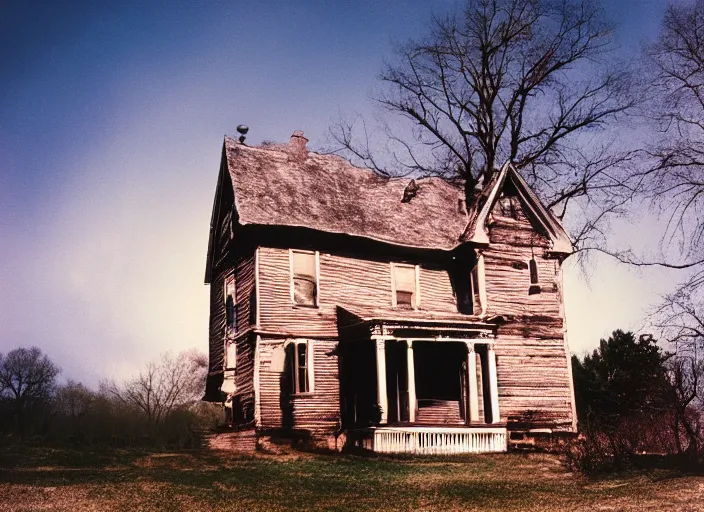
[258, 247, 459, 336]
[483, 249, 561, 318]
[209, 158, 235, 276]
[494, 330, 574, 429]
[258, 338, 340, 432]
[258, 340, 284, 428]
[483, 206, 574, 430]
[208, 270, 228, 375]
[484, 213, 561, 318]
[235, 254, 256, 333]
[291, 339, 340, 432]
[233, 332, 255, 423]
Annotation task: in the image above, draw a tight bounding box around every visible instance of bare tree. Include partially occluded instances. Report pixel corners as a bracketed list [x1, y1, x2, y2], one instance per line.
[331, 0, 638, 249]
[639, 1, 704, 290]
[637, 7, 704, 455]
[105, 350, 207, 426]
[54, 380, 96, 440]
[0, 346, 60, 436]
[654, 291, 704, 457]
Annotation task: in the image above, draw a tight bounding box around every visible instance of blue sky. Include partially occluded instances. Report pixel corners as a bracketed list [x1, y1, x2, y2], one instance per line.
[0, 1, 685, 386]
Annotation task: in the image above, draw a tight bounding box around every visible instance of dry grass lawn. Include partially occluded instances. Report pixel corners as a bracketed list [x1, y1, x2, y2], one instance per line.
[1, 445, 703, 511]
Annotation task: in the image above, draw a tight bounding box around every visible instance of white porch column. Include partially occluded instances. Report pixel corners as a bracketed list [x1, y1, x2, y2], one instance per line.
[466, 342, 479, 424]
[375, 339, 388, 424]
[487, 346, 500, 424]
[406, 340, 416, 423]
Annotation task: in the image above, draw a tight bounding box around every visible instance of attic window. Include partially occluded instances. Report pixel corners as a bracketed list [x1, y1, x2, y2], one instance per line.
[291, 250, 319, 307]
[498, 194, 521, 220]
[392, 263, 419, 309]
[529, 258, 541, 295]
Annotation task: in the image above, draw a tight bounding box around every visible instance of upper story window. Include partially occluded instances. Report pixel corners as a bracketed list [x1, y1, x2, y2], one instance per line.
[290, 250, 319, 307]
[224, 274, 236, 330]
[392, 263, 420, 309]
[471, 265, 480, 303]
[529, 258, 541, 295]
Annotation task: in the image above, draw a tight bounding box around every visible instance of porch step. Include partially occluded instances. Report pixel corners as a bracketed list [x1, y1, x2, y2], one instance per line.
[415, 399, 464, 426]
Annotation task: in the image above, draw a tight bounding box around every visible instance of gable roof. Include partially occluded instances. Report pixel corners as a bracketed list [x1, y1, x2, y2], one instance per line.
[461, 162, 573, 254]
[205, 132, 573, 282]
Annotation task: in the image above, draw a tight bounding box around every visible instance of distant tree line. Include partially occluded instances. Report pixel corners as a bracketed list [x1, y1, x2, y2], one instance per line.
[0, 346, 220, 449]
[570, 330, 703, 473]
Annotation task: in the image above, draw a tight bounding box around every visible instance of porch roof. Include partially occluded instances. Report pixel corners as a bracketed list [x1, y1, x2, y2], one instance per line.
[337, 305, 501, 330]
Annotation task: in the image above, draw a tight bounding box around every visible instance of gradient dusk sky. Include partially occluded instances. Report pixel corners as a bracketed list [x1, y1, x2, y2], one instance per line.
[0, 1, 686, 386]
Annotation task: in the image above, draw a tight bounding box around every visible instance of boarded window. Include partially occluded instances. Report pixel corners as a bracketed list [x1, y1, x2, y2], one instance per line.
[393, 264, 417, 309]
[226, 341, 236, 370]
[224, 274, 236, 330]
[292, 251, 318, 306]
[288, 340, 314, 394]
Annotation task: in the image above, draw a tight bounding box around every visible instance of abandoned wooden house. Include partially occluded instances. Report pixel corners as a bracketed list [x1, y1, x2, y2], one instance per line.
[203, 130, 577, 454]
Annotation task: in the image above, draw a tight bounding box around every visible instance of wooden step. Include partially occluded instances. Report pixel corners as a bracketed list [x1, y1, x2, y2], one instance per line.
[415, 399, 464, 426]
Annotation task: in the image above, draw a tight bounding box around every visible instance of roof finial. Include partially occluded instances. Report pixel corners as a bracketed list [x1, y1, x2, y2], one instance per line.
[401, 179, 420, 203]
[237, 125, 249, 144]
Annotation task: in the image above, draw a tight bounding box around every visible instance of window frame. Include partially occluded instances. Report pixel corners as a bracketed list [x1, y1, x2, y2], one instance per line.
[223, 272, 237, 373]
[289, 339, 315, 395]
[224, 272, 236, 332]
[390, 262, 421, 310]
[528, 257, 541, 295]
[289, 249, 320, 307]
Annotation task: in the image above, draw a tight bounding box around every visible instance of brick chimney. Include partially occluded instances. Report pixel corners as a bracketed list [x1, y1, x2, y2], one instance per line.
[289, 130, 308, 161]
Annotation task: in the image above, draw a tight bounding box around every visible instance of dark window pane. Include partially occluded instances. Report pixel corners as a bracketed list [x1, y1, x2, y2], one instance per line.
[529, 259, 539, 284]
[396, 290, 414, 309]
[297, 343, 307, 367]
[298, 368, 308, 393]
[249, 288, 257, 325]
[225, 295, 235, 327]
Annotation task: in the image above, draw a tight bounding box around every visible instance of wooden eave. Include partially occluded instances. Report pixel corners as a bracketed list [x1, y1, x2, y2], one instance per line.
[204, 144, 228, 284]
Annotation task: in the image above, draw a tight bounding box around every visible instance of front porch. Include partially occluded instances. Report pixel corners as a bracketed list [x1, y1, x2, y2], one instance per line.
[338, 307, 506, 454]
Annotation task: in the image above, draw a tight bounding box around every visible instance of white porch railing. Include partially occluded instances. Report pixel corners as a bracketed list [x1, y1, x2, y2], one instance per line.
[365, 426, 507, 455]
